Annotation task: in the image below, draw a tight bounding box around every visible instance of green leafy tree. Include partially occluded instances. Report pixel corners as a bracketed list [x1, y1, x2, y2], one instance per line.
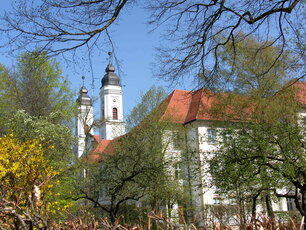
[205, 36, 305, 226]
[77, 88, 184, 223]
[218, 34, 298, 96]
[0, 52, 78, 219]
[2, 111, 78, 220]
[0, 51, 75, 124]
[126, 86, 167, 130]
[0, 64, 11, 127]
[4, 110, 75, 169]
[209, 88, 305, 223]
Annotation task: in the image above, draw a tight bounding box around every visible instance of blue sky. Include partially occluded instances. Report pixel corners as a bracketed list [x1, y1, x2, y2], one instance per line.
[0, 2, 190, 121]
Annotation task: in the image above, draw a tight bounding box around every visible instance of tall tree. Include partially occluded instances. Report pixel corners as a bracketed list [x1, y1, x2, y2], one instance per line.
[126, 86, 167, 130]
[204, 35, 305, 226]
[0, 52, 77, 210]
[217, 34, 298, 96]
[0, 1, 304, 86]
[209, 87, 306, 223]
[0, 51, 75, 123]
[77, 88, 184, 223]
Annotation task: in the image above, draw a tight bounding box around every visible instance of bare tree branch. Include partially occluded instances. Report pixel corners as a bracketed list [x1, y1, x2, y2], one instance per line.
[0, 0, 130, 55]
[148, 0, 304, 88]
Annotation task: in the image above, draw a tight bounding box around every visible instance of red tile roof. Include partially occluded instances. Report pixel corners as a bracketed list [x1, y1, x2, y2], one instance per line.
[83, 139, 111, 163]
[159, 88, 249, 123]
[93, 139, 112, 154]
[84, 135, 125, 162]
[85, 81, 306, 162]
[159, 82, 306, 124]
[159, 89, 193, 123]
[93, 135, 100, 143]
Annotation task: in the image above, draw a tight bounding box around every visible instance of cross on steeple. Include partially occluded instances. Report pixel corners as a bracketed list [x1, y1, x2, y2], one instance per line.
[82, 75, 85, 86]
[108, 51, 113, 65]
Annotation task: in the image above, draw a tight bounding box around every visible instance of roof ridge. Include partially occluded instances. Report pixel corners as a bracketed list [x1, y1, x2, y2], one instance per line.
[173, 89, 191, 93]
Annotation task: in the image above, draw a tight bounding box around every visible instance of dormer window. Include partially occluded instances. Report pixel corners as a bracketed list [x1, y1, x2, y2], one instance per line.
[112, 108, 118, 120]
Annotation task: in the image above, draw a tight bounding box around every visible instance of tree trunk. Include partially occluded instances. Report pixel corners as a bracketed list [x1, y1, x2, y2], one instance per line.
[265, 194, 274, 219]
[251, 192, 261, 229]
[252, 195, 257, 226]
[301, 186, 306, 230]
[109, 209, 116, 224]
[239, 198, 246, 229]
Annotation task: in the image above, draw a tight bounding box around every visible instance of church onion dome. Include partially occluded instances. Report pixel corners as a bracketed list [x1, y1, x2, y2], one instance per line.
[77, 86, 92, 105]
[101, 63, 121, 87]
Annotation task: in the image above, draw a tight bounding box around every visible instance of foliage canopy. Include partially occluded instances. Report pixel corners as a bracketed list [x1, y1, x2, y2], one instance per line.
[0, 51, 75, 124]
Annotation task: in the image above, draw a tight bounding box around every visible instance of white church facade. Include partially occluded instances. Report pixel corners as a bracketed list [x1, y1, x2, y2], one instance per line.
[76, 60, 306, 226]
[76, 61, 125, 158]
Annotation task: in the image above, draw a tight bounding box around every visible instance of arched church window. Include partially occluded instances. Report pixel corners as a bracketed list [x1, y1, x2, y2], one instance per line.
[112, 108, 118, 120]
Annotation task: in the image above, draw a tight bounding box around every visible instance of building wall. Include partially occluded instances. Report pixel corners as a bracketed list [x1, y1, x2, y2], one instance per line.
[165, 114, 306, 222]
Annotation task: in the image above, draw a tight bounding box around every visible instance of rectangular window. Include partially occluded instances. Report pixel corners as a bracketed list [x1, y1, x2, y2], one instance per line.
[207, 128, 216, 144]
[286, 198, 294, 211]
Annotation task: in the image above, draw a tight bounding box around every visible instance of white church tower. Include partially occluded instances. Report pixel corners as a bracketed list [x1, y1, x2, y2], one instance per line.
[100, 54, 125, 140]
[76, 84, 94, 157]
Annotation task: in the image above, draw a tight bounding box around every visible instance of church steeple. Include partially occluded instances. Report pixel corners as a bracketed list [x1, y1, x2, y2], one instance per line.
[102, 63, 121, 87]
[101, 52, 121, 87]
[100, 53, 125, 140]
[76, 80, 94, 157]
[102, 64, 121, 87]
[77, 85, 92, 105]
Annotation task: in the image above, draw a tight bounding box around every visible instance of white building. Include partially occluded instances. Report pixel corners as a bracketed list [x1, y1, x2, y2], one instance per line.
[77, 60, 306, 226]
[99, 63, 125, 140]
[76, 61, 126, 158]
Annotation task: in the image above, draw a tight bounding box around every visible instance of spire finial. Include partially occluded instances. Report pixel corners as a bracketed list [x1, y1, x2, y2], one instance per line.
[82, 75, 85, 86]
[108, 51, 113, 65]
